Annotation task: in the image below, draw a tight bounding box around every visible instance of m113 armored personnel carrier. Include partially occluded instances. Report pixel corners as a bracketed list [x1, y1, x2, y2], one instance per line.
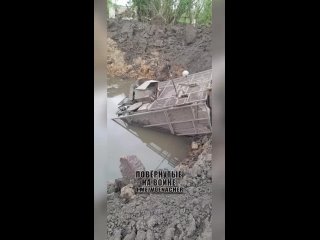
[112, 69, 213, 136]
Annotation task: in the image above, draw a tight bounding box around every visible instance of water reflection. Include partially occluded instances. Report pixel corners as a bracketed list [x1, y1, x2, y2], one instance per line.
[112, 120, 189, 168]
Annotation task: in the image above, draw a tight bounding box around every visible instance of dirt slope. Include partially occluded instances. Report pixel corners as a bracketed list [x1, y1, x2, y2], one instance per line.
[106, 19, 212, 80]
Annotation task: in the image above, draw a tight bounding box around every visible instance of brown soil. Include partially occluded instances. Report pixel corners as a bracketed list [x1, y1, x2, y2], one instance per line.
[106, 19, 212, 80]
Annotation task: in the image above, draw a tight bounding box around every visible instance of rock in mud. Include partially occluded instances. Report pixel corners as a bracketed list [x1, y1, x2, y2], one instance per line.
[115, 178, 128, 192]
[120, 184, 135, 202]
[191, 141, 199, 150]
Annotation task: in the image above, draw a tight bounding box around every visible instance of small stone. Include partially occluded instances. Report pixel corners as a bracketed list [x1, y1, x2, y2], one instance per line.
[120, 184, 136, 202]
[191, 141, 198, 150]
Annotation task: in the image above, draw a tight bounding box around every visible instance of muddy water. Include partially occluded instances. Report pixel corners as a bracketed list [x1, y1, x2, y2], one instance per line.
[94, 75, 189, 197]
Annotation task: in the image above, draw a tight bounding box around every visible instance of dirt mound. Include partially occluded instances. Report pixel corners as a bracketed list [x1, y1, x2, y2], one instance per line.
[106, 136, 213, 240]
[106, 19, 212, 80]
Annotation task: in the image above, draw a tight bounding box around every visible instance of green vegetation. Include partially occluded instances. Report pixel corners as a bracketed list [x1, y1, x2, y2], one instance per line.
[106, 0, 212, 26]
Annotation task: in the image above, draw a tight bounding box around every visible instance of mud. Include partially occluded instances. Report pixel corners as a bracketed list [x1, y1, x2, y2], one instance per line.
[106, 135, 213, 240]
[106, 19, 212, 80]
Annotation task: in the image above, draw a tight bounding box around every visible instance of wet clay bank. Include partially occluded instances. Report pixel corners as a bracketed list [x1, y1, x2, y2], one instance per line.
[106, 135, 213, 240]
[106, 19, 212, 80]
